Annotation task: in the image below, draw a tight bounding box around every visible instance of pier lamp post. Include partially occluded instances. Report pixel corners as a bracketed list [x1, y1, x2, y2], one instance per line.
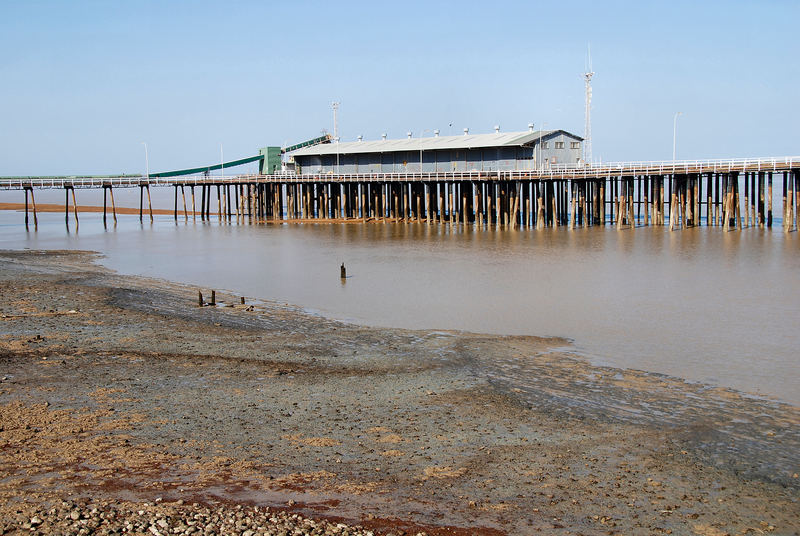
[672, 112, 683, 162]
[141, 142, 149, 180]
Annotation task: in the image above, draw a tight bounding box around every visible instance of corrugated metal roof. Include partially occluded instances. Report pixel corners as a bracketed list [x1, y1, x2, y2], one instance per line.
[288, 130, 581, 157]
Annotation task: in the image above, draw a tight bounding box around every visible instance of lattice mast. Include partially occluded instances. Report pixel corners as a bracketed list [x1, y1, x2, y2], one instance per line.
[583, 47, 594, 164]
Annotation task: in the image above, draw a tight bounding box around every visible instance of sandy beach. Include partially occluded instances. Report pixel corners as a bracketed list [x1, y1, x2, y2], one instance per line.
[0, 249, 797, 535]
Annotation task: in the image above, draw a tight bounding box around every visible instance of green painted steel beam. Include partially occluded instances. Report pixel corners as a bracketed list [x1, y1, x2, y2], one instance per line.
[150, 154, 264, 178]
[282, 134, 332, 154]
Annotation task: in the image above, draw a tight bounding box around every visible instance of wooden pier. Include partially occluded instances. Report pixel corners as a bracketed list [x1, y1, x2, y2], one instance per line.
[5, 157, 800, 232]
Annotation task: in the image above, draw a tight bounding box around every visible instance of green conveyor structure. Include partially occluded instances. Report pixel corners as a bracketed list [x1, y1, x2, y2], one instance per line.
[149, 154, 265, 178]
[149, 134, 332, 178]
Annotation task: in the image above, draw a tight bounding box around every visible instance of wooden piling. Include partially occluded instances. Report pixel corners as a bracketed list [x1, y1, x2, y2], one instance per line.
[570, 182, 577, 229]
[669, 178, 676, 231]
[744, 172, 750, 227]
[767, 172, 773, 227]
[69, 187, 80, 226]
[24, 188, 29, 230]
[735, 173, 743, 230]
[217, 185, 222, 221]
[782, 172, 788, 229]
[795, 171, 800, 231]
[181, 185, 188, 221]
[200, 185, 206, 221]
[757, 172, 764, 227]
[109, 186, 117, 224]
[146, 185, 153, 222]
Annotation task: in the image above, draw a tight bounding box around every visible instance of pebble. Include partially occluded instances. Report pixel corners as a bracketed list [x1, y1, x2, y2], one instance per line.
[0, 500, 406, 536]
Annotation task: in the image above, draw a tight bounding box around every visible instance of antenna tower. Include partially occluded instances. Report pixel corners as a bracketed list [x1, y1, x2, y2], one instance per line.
[332, 101, 340, 140]
[583, 47, 594, 164]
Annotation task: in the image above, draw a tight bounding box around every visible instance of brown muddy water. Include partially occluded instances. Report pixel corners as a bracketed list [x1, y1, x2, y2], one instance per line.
[1, 210, 798, 405]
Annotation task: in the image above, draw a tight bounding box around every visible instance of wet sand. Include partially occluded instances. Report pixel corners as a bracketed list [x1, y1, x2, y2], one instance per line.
[0, 250, 797, 535]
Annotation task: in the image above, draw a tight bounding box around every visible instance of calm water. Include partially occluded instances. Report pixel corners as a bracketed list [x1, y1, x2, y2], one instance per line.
[2, 210, 798, 405]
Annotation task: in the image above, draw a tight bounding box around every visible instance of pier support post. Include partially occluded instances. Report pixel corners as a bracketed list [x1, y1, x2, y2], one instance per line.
[570, 181, 577, 229]
[70, 187, 79, 226]
[181, 185, 188, 221]
[29, 188, 38, 229]
[767, 172, 773, 227]
[791, 172, 796, 231]
[758, 172, 764, 227]
[201, 186, 206, 221]
[146, 185, 153, 222]
[108, 186, 117, 224]
[217, 185, 222, 221]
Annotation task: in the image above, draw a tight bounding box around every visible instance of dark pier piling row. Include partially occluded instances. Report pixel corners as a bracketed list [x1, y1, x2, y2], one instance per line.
[9, 165, 800, 232]
[154, 170, 798, 231]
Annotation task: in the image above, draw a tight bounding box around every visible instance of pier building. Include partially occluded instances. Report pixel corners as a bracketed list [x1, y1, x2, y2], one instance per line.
[288, 127, 583, 175]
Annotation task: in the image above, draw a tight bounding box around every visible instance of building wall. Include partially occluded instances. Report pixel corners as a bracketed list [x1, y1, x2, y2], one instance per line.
[294, 134, 581, 174]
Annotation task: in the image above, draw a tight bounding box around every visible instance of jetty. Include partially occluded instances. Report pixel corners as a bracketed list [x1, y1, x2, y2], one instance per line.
[4, 157, 799, 232]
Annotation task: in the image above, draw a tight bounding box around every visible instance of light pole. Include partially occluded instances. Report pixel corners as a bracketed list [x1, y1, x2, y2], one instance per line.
[141, 142, 149, 179]
[220, 144, 224, 178]
[672, 112, 683, 162]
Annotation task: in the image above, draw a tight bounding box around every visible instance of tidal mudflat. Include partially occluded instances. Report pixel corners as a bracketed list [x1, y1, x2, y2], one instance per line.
[0, 250, 797, 535]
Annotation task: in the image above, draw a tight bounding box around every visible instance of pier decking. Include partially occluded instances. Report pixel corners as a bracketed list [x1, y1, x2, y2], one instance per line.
[3, 156, 799, 231]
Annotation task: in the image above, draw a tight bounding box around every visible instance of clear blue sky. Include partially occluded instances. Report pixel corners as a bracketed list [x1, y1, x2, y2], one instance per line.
[1, 0, 798, 176]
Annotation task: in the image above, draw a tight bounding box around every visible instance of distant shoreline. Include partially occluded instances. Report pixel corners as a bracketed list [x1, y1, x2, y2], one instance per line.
[0, 202, 181, 216]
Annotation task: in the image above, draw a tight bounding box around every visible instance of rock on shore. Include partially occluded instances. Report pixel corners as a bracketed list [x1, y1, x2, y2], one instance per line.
[1, 499, 411, 536]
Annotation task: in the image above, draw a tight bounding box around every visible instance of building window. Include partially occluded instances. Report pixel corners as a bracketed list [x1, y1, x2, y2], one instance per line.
[541, 141, 549, 149]
[555, 141, 565, 149]
[570, 141, 580, 149]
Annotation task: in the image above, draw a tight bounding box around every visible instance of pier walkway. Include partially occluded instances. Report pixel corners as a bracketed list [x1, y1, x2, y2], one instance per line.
[3, 156, 799, 232]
